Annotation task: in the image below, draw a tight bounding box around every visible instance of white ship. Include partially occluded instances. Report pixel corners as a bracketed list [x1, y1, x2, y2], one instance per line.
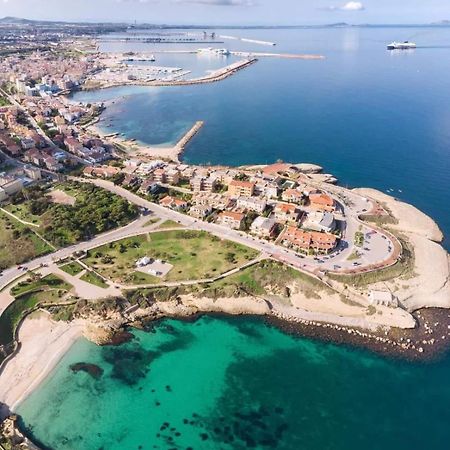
[387, 41, 416, 50]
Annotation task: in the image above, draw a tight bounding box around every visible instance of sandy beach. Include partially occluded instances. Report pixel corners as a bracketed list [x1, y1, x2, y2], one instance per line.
[0, 312, 83, 412]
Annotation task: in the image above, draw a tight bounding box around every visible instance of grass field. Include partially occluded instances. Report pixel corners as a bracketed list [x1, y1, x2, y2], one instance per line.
[0, 274, 72, 346]
[0, 211, 52, 270]
[156, 220, 185, 230]
[3, 203, 43, 226]
[59, 261, 85, 276]
[125, 260, 332, 304]
[84, 230, 259, 285]
[80, 271, 109, 288]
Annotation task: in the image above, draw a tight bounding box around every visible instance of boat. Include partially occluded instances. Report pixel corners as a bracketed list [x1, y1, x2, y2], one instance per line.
[197, 48, 230, 56]
[387, 41, 416, 50]
[149, 55, 156, 62]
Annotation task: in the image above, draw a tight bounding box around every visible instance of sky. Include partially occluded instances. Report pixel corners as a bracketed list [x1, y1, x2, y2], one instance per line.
[0, 0, 449, 25]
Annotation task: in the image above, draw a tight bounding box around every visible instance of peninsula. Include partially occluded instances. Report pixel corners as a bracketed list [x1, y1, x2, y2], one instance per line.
[0, 19, 449, 450]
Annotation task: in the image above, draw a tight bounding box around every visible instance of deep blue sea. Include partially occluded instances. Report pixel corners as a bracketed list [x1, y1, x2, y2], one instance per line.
[19, 27, 450, 450]
[73, 27, 450, 249]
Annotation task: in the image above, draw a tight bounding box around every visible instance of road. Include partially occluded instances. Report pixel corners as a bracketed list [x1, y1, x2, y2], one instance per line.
[81, 178, 398, 277]
[0, 177, 399, 312]
[0, 88, 87, 165]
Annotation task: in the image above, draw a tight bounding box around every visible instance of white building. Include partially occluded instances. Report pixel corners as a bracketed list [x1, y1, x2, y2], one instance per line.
[302, 211, 336, 233]
[236, 196, 267, 214]
[368, 291, 399, 308]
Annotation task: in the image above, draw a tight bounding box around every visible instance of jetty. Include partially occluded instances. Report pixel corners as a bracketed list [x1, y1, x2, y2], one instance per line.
[220, 35, 276, 46]
[173, 121, 204, 161]
[232, 51, 324, 60]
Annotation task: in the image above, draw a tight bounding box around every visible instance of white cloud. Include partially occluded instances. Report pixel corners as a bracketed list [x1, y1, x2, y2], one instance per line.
[340, 1, 364, 11]
[175, 0, 255, 5]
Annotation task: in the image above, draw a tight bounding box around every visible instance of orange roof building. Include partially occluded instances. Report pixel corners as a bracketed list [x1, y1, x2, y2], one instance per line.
[282, 226, 338, 254]
[309, 192, 335, 211]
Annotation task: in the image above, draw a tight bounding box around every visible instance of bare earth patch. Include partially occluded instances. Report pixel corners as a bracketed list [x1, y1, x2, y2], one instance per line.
[47, 189, 76, 206]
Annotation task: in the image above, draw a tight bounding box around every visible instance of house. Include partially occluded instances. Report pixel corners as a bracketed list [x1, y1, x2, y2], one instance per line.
[218, 211, 245, 230]
[189, 204, 213, 219]
[282, 226, 338, 254]
[236, 196, 267, 214]
[159, 195, 188, 211]
[262, 163, 298, 177]
[368, 291, 399, 308]
[228, 179, 255, 198]
[83, 166, 120, 178]
[23, 165, 42, 181]
[64, 137, 84, 154]
[274, 202, 302, 223]
[309, 192, 335, 212]
[302, 211, 336, 233]
[0, 177, 23, 197]
[282, 188, 304, 204]
[139, 179, 160, 195]
[250, 217, 277, 238]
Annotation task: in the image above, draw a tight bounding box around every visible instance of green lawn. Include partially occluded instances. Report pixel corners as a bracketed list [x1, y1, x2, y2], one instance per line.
[144, 216, 162, 227]
[156, 220, 185, 230]
[3, 203, 42, 226]
[80, 271, 109, 288]
[0, 211, 53, 270]
[59, 261, 85, 276]
[0, 274, 72, 346]
[84, 230, 259, 285]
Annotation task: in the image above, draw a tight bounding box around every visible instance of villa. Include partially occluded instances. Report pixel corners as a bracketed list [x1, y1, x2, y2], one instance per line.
[218, 210, 245, 229]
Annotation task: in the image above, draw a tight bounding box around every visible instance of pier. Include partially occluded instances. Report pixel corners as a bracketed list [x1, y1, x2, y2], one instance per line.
[173, 120, 204, 161]
[231, 51, 325, 60]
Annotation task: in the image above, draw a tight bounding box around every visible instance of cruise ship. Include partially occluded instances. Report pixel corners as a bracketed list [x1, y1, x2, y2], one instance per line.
[387, 41, 417, 50]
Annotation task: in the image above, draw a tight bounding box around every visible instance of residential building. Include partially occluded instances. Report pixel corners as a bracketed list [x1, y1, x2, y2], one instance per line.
[274, 202, 302, 223]
[159, 195, 188, 211]
[309, 192, 335, 212]
[83, 166, 120, 178]
[302, 211, 336, 233]
[236, 196, 267, 214]
[250, 217, 277, 238]
[282, 226, 338, 254]
[282, 188, 304, 204]
[228, 179, 255, 198]
[166, 169, 180, 185]
[189, 204, 213, 219]
[153, 168, 167, 184]
[218, 211, 245, 230]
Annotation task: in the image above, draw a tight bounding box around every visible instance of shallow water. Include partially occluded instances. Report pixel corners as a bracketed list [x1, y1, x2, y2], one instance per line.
[17, 316, 450, 450]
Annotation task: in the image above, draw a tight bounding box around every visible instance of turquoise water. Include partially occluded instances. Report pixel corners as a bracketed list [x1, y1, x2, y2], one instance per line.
[16, 316, 450, 449]
[72, 27, 450, 249]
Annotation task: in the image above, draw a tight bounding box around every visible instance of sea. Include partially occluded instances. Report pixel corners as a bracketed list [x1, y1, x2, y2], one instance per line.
[16, 27, 450, 449]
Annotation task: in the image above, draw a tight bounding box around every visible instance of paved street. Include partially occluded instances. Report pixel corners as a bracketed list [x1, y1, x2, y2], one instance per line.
[0, 177, 399, 314]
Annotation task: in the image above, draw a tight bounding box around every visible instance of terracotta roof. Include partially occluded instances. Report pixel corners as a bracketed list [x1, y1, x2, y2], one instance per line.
[275, 202, 298, 213]
[229, 179, 255, 189]
[309, 193, 334, 207]
[262, 163, 291, 175]
[220, 211, 245, 221]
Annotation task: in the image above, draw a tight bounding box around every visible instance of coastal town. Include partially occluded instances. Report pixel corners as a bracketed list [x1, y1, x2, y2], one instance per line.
[0, 16, 449, 450]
